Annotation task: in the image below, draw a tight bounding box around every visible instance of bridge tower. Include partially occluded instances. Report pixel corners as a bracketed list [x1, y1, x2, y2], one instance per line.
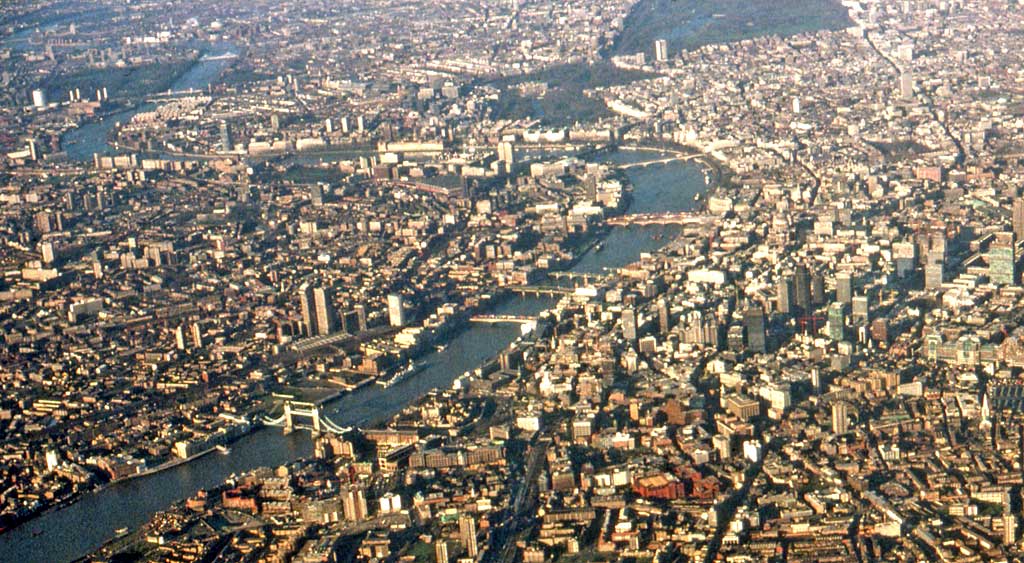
[311, 406, 322, 435]
[283, 402, 293, 434]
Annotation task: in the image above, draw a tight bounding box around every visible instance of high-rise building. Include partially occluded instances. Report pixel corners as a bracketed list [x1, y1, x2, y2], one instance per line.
[1014, 198, 1024, 242]
[811, 273, 826, 306]
[300, 283, 317, 336]
[342, 486, 368, 521]
[899, 73, 914, 100]
[32, 88, 47, 108]
[827, 302, 845, 342]
[989, 232, 1017, 285]
[925, 250, 944, 290]
[459, 515, 478, 557]
[743, 306, 766, 354]
[836, 272, 853, 304]
[831, 401, 850, 434]
[852, 295, 869, 325]
[1005, 513, 1018, 546]
[388, 294, 406, 327]
[777, 274, 793, 315]
[657, 298, 670, 335]
[654, 39, 669, 62]
[313, 287, 337, 336]
[621, 308, 637, 342]
[220, 120, 231, 152]
[435, 540, 449, 563]
[497, 141, 515, 165]
[794, 265, 811, 312]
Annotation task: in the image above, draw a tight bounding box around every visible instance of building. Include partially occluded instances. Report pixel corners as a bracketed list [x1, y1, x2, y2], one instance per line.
[300, 283, 317, 337]
[459, 514, 478, 557]
[925, 250, 944, 290]
[831, 401, 850, 434]
[743, 306, 766, 353]
[836, 272, 852, 304]
[313, 287, 337, 336]
[497, 141, 515, 165]
[852, 295, 869, 325]
[899, 73, 914, 100]
[828, 302, 845, 341]
[777, 274, 793, 314]
[220, 120, 232, 152]
[654, 39, 668, 62]
[657, 298, 670, 334]
[435, 540, 449, 563]
[1014, 198, 1024, 242]
[32, 88, 47, 108]
[621, 308, 637, 342]
[341, 487, 368, 521]
[794, 265, 811, 312]
[388, 294, 406, 327]
[989, 232, 1016, 285]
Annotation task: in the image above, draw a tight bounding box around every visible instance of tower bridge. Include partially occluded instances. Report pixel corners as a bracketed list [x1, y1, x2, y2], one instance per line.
[262, 401, 351, 435]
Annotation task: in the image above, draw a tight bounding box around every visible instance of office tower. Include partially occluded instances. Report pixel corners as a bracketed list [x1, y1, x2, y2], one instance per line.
[219, 120, 231, 152]
[313, 287, 337, 336]
[794, 265, 811, 312]
[355, 304, 368, 332]
[325, 118, 333, 133]
[459, 515, 478, 557]
[497, 141, 515, 165]
[831, 402, 850, 434]
[40, 241, 55, 264]
[300, 283, 317, 336]
[175, 326, 186, 351]
[1005, 513, 1018, 545]
[925, 250, 944, 290]
[357, 115, 365, 132]
[1014, 198, 1024, 242]
[836, 272, 853, 304]
[852, 295, 869, 325]
[191, 322, 203, 348]
[657, 298, 670, 335]
[743, 306, 767, 353]
[654, 39, 668, 62]
[899, 73, 914, 100]
[893, 241, 916, 277]
[270, 113, 281, 131]
[341, 116, 350, 133]
[388, 294, 406, 327]
[310, 184, 324, 206]
[342, 486, 368, 521]
[621, 308, 637, 342]
[827, 302, 845, 341]
[777, 274, 793, 314]
[32, 88, 47, 108]
[811, 273, 825, 306]
[990, 232, 1017, 285]
[435, 540, 449, 563]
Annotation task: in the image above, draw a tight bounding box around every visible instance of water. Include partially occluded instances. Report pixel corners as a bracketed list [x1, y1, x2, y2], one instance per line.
[0, 120, 708, 563]
[61, 45, 237, 162]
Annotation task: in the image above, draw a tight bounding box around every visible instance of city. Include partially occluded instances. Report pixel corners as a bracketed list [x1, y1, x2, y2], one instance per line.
[1, 0, 1024, 562]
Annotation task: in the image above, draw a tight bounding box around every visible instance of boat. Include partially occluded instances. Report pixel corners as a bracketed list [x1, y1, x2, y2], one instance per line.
[216, 445, 231, 455]
[115, 527, 130, 537]
[377, 360, 425, 388]
[594, 242, 605, 253]
[435, 343, 448, 352]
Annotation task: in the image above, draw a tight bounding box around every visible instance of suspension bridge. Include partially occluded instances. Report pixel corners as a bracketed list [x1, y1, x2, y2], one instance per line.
[470, 315, 536, 325]
[262, 401, 352, 435]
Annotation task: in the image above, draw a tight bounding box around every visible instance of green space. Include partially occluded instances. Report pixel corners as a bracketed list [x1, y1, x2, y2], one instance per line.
[610, 0, 853, 56]
[39, 59, 194, 103]
[489, 61, 656, 126]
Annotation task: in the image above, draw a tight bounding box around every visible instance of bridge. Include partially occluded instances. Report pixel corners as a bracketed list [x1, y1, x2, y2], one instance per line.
[470, 315, 536, 325]
[547, 271, 612, 284]
[618, 157, 682, 170]
[262, 401, 351, 435]
[606, 212, 716, 227]
[504, 285, 574, 297]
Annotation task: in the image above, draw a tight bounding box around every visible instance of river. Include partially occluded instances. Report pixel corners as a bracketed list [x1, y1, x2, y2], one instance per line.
[60, 44, 237, 162]
[0, 65, 708, 563]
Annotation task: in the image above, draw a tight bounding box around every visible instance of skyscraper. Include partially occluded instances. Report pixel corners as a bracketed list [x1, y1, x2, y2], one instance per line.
[1014, 198, 1024, 242]
[621, 308, 637, 342]
[497, 141, 515, 165]
[459, 515, 478, 557]
[657, 298, 670, 335]
[836, 272, 852, 304]
[654, 39, 668, 62]
[831, 401, 850, 434]
[313, 287, 337, 336]
[777, 274, 793, 315]
[220, 120, 231, 152]
[435, 540, 449, 563]
[388, 294, 406, 327]
[827, 302, 845, 342]
[743, 306, 766, 354]
[989, 232, 1017, 286]
[852, 295, 869, 325]
[794, 265, 811, 312]
[300, 283, 317, 337]
[925, 250, 944, 290]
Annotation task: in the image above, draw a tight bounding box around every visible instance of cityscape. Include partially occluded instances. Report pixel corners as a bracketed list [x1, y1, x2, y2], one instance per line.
[1, 0, 1024, 562]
